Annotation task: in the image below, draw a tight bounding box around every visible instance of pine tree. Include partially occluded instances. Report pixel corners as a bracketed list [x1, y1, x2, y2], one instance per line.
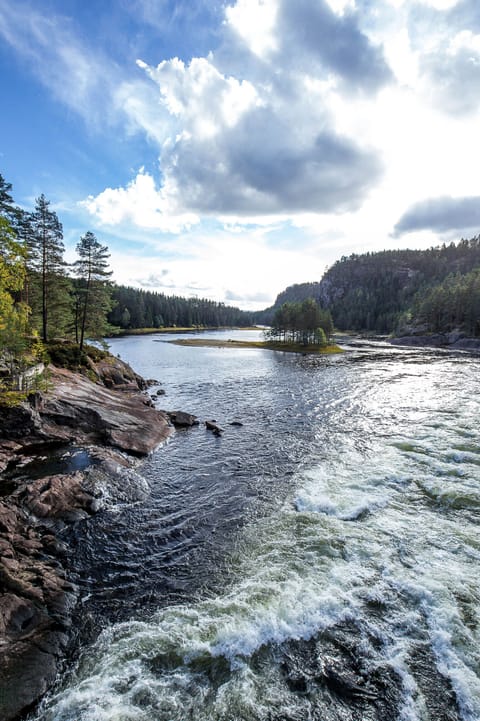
[29, 194, 71, 341]
[73, 231, 113, 349]
[0, 174, 18, 224]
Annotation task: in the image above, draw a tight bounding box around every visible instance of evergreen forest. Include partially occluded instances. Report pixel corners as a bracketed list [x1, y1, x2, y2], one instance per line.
[109, 286, 253, 330]
[258, 238, 480, 337]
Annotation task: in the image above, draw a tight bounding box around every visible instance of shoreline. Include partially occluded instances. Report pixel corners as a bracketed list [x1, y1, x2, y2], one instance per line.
[166, 338, 344, 354]
[0, 355, 172, 721]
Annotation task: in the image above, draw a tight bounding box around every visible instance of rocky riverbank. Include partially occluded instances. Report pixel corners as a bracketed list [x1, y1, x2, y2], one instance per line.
[0, 355, 172, 721]
[389, 331, 480, 350]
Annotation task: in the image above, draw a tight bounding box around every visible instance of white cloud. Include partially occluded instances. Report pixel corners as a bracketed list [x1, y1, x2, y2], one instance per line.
[81, 170, 198, 232]
[225, 0, 278, 58]
[416, 0, 459, 9]
[138, 56, 261, 138]
[324, 0, 356, 15]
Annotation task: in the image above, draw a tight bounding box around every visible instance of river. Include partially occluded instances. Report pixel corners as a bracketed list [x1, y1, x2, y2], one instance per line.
[29, 331, 480, 721]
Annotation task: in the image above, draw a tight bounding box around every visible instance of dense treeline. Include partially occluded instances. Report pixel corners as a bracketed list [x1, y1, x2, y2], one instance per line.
[411, 268, 480, 336]
[266, 299, 333, 347]
[109, 286, 254, 330]
[260, 237, 480, 336]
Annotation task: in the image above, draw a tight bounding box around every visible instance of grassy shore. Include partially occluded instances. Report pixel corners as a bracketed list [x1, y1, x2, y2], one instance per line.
[168, 338, 344, 354]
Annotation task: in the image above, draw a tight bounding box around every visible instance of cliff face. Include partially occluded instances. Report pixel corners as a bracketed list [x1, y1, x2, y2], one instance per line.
[0, 357, 172, 721]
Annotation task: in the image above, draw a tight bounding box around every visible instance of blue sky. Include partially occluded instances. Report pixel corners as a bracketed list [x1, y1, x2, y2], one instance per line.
[1, 0, 480, 309]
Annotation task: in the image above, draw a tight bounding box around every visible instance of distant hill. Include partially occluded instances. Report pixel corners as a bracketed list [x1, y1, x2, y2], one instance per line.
[256, 236, 480, 336]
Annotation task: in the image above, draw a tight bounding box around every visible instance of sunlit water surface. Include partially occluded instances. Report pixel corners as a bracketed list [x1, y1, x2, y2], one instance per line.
[30, 332, 480, 721]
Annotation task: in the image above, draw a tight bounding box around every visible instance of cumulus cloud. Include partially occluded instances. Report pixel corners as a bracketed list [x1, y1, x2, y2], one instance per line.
[10, 0, 480, 282]
[81, 170, 198, 232]
[406, 0, 480, 114]
[393, 196, 480, 236]
[70, 0, 389, 229]
[225, 0, 278, 58]
[129, 51, 384, 220]
[276, 0, 393, 92]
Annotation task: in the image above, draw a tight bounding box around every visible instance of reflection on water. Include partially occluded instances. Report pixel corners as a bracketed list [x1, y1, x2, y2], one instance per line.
[31, 333, 480, 721]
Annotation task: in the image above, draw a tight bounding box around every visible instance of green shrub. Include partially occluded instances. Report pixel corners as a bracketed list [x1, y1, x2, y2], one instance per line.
[46, 341, 108, 370]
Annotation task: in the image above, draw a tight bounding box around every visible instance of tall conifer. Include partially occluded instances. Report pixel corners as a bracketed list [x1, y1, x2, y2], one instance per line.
[73, 231, 112, 349]
[30, 194, 70, 341]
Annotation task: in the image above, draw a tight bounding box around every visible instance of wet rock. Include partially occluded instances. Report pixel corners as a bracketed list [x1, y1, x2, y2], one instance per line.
[0, 367, 172, 472]
[0, 358, 172, 720]
[167, 411, 200, 428]
[38, 365, 172, 456]
[229, 420, 243, 427]
[23, 471, 98, 522]
[205, 420, 223, 435]
[408, 642, 459, 721]
[278, 625, 403, 720]
[0, 635, 64, 721]
[389, 332, 480, 351]
[0, 498, 79, 721]
[451, 337, 480, 350]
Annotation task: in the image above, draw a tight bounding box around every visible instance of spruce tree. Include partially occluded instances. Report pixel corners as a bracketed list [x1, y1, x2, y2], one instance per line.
[73, 231, 112, 349]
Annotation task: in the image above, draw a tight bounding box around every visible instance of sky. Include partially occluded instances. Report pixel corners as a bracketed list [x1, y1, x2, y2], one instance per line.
[1, 0, 480, 311]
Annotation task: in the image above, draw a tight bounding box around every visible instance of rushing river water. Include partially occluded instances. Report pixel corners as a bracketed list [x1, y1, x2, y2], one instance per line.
[30, 331, 480, 721]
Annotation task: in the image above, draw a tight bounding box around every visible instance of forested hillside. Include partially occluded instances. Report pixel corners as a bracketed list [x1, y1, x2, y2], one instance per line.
[258, 237, 480, 336]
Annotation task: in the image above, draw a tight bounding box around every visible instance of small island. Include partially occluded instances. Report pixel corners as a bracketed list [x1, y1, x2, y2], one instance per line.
[169, 337, 343, 354]
[169, 300, 342, 354]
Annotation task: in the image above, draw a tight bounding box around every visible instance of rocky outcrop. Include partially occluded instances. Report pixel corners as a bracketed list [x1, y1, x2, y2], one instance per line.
[39, 365, 171, 455]
[0, 363, 172, 473]
[390, 334, 449, 348]
[205, 419, 224, 435]
[390, 333, 480, 350]
[166, 410, 199, 428]
[0, 485, 85, 721]
[0, 358, 173, 721]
